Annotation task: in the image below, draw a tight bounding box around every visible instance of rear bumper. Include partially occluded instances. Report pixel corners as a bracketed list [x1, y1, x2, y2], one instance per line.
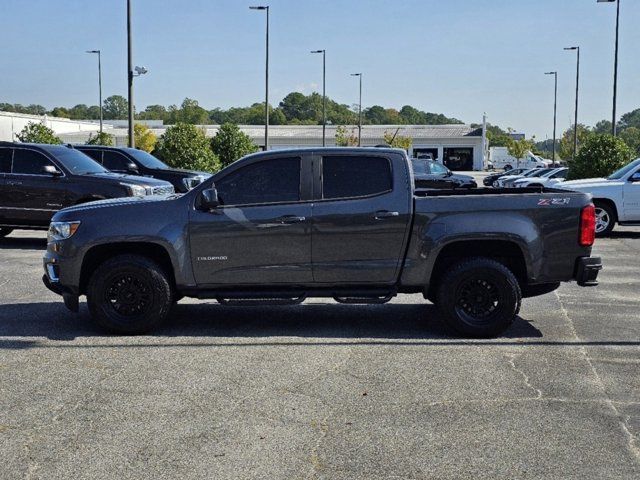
[575, 256, 602, 287]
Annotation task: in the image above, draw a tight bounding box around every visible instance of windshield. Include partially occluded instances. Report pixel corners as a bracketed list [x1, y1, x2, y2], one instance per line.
[608, 158, 640, 180]
[124, 148, 169, 170]
[521, 169, 540, 177]
[48, 146, 108, 174]
[529, 168, 552, 178]
[429, 161, 449, 175]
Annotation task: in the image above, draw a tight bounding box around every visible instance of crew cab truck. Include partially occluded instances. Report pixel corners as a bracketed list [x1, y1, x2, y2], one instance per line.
[42, 148, 602, 337]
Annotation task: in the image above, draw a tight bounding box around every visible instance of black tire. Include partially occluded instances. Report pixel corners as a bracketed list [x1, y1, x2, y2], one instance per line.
[87, 254, 174, 334]
[593, 201, 616, 237]
[0, 227, 13, 238]
[435, 257, 522, 338]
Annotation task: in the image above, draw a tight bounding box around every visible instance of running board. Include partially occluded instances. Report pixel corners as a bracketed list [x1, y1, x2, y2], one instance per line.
[333, 294, 395, 304]
[216, 295, 307, 306]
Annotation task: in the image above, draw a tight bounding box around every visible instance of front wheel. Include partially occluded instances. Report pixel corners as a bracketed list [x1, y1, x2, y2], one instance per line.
[0, 227, 13, 238]
[435, 257, 521, 338]
[87, 254, 174, 334]
[594, 201, 616, 237]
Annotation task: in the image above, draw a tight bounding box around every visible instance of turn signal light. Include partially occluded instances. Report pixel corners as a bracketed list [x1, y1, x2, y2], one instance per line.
[579, 204, 596, 246]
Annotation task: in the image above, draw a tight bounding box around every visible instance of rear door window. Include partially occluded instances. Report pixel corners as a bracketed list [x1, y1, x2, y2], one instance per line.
[215, 157, 301, 206]
[102, 150, 132, 171]
[11, 149, 54, 175]
[322, 155, 392, 199]
[0, 148, 12, 173]
[81, 149, 103, 163]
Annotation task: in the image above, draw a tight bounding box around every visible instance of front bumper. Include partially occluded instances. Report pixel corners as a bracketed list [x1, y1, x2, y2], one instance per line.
[575, 256, 602, 287]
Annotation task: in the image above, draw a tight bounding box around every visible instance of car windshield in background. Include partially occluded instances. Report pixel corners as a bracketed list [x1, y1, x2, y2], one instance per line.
[529, 169, 552, 177]
[608, 158, 640, 180]
[410, 159, 428, 175]
[49, 146, 108, 174]
[125, 148, 169, 170]
[429, 161, 449, 175]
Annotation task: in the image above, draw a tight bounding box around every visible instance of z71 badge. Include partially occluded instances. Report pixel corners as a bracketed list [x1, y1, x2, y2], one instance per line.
[538, 198, 571, 206]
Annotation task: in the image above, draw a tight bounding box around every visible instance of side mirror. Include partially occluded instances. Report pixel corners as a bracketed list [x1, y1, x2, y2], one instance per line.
[630, 172, 640, 182]
[126, 163, 139, 174]
[198, 188, 220, 210]
[43, 165, 63, 176]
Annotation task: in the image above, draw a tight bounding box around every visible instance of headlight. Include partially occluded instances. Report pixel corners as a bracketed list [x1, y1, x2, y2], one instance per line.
[48, 221, 81, 241]
[120, 182, 147, 197]
[182, 175, 207, 190]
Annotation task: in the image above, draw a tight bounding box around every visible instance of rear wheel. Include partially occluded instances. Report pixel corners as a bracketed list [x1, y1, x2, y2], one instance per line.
[594, 201, 616, 237]
[87, 254, 173, 334]
[435, 257, 521, 338]
[0, 228, 13, 238]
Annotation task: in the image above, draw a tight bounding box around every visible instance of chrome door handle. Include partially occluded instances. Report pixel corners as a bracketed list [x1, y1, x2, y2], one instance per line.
[278, 215, 306, 224]
[374, 210, 399, 220]
[7, 180, 22, 186]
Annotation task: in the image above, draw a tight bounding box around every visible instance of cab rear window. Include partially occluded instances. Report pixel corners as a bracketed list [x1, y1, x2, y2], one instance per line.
[322, 156, 392, 199]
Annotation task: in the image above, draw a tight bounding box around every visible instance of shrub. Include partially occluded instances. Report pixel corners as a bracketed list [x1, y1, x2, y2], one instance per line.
[86, 131, 114, 146]
[210, 123, 258, 168]
[16, 122, 62, 144]
[132, 123, 157, 152]
[154, 123, 220, 172]
[567, 134, 633, 180]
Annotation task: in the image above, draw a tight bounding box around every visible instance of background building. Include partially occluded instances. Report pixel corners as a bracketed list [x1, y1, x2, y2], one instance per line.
[1, 112, 488, 170]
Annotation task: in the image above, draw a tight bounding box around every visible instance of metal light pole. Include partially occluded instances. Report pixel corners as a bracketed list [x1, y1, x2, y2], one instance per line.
[545, 71, 558, 163]
[250, 6, 270, 150]
[127, 0, 134, 147]
[351, 73, 362, 147]
[86, 50, 103, 133]
[598, 0, 621, 136]
[311, 50, 326, 146]
[565, 46, 580, 160]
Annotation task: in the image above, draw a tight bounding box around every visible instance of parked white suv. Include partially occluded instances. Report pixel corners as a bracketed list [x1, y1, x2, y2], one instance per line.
[561, 158, 640, 235]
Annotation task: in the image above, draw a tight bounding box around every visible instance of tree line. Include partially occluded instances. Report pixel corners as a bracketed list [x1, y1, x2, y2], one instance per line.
[1, 92, 462, 127]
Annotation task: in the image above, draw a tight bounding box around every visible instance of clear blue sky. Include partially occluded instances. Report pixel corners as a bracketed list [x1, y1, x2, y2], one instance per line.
[1, 0, 638, 139]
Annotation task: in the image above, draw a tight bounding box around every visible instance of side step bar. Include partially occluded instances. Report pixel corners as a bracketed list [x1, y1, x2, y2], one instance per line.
[333, 294, 395, 304]
[217, 295, 307, 306]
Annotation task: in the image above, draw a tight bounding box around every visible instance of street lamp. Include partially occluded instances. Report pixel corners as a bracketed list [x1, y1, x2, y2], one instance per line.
[86, 50, 103, 133]
[311, 50, 326, 146]
[127, 0, 134, 147]
[598, 0, 621, 136]
[250, 5, 270, 150]
[564, 46, 580, 160]
[545, 71, 558, 163]
[350, 73, 362, 147]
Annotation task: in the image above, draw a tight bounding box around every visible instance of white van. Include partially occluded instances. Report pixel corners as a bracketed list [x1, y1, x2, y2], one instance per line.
[489, 147, 551, 171]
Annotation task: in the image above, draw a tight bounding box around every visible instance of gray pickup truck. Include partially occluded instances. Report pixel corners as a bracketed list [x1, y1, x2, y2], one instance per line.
[43, 148, 602, 337]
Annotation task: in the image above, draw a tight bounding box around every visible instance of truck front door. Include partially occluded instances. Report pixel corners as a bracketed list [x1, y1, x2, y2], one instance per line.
[623, 167, 640, 220]
[189, 155, 313, 285]
[311, 153, 412, 284]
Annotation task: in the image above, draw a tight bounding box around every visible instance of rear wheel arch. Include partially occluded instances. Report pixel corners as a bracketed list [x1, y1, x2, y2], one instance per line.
[592, 198, 618, 220]
[79, 242, 176, 294]
[427, 239, 528, 299]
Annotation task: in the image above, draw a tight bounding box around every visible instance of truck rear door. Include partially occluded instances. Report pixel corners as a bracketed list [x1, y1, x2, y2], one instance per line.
[311, 152, 412, 284]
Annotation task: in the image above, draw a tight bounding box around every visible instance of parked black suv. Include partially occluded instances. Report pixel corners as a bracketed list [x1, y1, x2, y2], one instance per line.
[0, 142, 174, 237]
[74, 145, 210, 193]
[411, 158, 477, 189]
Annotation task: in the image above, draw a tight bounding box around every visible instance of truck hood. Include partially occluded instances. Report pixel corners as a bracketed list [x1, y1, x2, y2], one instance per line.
[85, 172, 174, 188]
[561, 178, 623, 190]
[52, 194, 180, 219]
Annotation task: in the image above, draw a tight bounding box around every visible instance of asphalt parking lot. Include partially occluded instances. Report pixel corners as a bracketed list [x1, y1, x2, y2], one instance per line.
[1, 229, 639, 479]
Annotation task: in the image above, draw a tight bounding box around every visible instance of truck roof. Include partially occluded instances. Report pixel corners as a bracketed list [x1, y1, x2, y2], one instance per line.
[241, 146, 407, 161]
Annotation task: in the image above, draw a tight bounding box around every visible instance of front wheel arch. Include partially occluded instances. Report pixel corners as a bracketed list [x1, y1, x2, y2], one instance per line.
[593, 199, 618, 236]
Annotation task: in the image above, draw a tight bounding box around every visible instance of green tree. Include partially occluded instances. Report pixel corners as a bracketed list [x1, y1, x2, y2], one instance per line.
[619, 127, 640, 156]
[559, 124, 592, 160]
[506, 138, 535, 168]
[86, 131, 114, 146]
[16, 122, 62, 144]
[168, 98, 209, 125]
[567, 134, 632, 180]
[210, 123, 258, 168]
[618, 108, 640, 130]
[132, 123, 157, 152]
[154, 123, 220, 172]
[383, 130, 412, 150]
[103, 95, 129, 120]
[138, 104, 168, 122]
[335, 125, 359, 146]
[593, 120, 613, 134]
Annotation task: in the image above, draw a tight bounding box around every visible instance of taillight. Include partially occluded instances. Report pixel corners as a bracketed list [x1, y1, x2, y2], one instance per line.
[579, 204, 596, 246]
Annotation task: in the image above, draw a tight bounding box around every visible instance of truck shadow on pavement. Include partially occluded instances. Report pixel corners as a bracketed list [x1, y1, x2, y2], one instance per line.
[0, 301, 546, 345]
